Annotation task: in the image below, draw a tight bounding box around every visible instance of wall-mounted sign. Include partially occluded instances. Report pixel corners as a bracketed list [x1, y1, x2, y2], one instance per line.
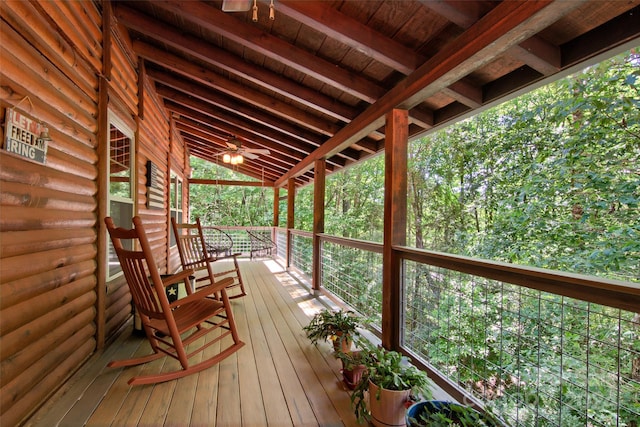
[3, 108, 49, 164]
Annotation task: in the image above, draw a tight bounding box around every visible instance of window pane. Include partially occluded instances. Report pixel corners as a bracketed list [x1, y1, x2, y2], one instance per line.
[109, 124, 131, 199]
[170, 175, 177, 208]
[108, 200, 133, 277]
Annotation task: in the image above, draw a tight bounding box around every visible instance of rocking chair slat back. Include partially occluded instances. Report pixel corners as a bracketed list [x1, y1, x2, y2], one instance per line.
[104, 216, 244, 385]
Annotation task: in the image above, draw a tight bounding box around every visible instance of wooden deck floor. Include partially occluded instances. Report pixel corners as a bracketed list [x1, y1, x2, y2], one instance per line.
[25, 259, 361, 427]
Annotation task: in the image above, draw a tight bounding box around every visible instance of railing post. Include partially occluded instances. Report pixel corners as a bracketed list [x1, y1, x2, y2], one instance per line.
[286, 178, 295, 269]
[312, 158, 326, 292]
[273, 186, 279, 227]
[382, 109, 408, 350]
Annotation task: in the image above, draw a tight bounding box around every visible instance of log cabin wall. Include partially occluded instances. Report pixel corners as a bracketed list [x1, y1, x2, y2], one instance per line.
[0, 1, 187, 425]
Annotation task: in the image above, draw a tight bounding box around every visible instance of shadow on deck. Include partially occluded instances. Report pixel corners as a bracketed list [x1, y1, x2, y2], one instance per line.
[26, 259, 361, 427]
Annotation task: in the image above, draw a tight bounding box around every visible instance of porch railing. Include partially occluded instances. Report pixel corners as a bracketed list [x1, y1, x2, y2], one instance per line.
[201, 226, 274, 258]
[205, 226, 640, 426]
[303, 231, 638, 427]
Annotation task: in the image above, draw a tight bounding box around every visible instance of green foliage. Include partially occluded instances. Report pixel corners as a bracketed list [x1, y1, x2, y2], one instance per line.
[406, 50, 639, 283]
[189, 157, 273, 226]
[302, 309, 361, 347]
[408, 401, 502, 427]
[325, 155, 385, 241]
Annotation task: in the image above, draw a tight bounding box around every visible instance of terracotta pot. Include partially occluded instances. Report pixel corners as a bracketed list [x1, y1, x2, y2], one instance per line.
[331, 332, 353, 353]
[368, 380, 411, 427]
[341, 363, 366, 390]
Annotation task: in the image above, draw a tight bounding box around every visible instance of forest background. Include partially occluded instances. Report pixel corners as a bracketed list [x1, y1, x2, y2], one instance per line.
[191, 49, 639, 284]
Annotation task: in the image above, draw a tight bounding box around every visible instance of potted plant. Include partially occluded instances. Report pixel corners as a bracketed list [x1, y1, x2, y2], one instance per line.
[335, 349, 370, 390]
[350, 342, 433, 427]
[303, 309, 361, 353]
[406, 400, 503, 426]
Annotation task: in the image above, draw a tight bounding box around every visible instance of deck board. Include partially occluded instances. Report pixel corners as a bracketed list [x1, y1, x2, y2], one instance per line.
[25, 260, 360, 427]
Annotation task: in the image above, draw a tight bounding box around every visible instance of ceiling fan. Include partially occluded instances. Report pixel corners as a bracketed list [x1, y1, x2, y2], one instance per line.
[221, 0, 275, 21]
[221, 0, 252, 12]
[218, 137, 270, 165]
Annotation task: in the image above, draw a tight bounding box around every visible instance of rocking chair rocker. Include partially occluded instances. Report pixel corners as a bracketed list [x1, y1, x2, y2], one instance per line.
[105, 216, 244, 385]
[172, 217, 247, 299]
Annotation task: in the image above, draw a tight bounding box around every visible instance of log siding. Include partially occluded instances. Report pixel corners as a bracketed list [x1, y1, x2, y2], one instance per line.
[0, 1, 189, 424]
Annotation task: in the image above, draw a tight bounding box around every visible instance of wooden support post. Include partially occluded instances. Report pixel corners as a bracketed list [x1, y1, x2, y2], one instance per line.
[96, 76, 109, 350]
[95, 1, 114, 350]
[312, 159, 326, 292]
[382, 109, 408, 350]
[273, 187, 280, 227]
[286, 178, 295, 269]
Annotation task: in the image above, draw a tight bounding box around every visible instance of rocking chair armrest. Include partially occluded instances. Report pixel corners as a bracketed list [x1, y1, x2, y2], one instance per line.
[213, 252, 241, 261]
[161, 269, 195, 288]
[182, 256, 216, 268]
[170, 277, 235, 306]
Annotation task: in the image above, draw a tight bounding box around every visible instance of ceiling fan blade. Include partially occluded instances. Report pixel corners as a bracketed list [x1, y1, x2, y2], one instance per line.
[243, 152, 260, 160]
[243, 148, 270, 155]
[226, 141, 239, 150]
[221, 0, 252, 12]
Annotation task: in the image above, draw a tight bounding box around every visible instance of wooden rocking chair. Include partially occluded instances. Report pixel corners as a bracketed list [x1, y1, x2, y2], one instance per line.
[172, 217, 247, 299]
[247, 229, 276, 260]
[105, 216, 244, 385]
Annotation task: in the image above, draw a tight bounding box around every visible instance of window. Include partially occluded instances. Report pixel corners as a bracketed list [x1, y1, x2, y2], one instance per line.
[107, 115, 135, 279]
[169, 171, 183, 247]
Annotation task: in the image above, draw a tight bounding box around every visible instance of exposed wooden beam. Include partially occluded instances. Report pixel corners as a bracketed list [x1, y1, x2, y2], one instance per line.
[420, 0, 562, 75]
[276, 0, 421, 74]
[275, 1, 583, 187]
[149, 68, 330, 151]
[440, 79, 483, 109]
[157, 86, 316, 159]
[133, 41, 340, 138]
[155, 0, 387, 103]
[113, 3, 358, 122]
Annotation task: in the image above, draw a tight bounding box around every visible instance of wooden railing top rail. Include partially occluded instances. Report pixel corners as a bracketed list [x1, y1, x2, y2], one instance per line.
[289, 229, 313, 238]
[200, 225, 272, 232]
[318, 233, 383, 254]
[212, 227, 640, 312]
[397, 245, 640, 313]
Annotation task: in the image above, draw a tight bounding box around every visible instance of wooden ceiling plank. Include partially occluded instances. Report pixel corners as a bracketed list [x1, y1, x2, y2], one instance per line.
[417, 0, 481, 28]
[113, 3, 358, 122]
[276, 0, 422, 74]
[275, 0, 584, 187]
[156, 0, 386, 103]
[560, 5, 640, 67]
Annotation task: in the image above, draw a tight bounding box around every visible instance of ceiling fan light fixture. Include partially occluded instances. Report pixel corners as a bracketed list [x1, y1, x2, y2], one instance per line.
[228, 154, 243, 165]
[223, 153, 231, 163]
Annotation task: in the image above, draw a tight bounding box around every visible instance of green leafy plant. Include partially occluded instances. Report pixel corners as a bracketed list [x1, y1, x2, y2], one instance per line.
[303, 309, 362, 351]
[350, 341, 433, 423]
[407, 401, 503, 427]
